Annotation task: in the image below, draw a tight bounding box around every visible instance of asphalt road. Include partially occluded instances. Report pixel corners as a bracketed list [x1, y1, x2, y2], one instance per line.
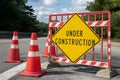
[0, 37, 120, 80]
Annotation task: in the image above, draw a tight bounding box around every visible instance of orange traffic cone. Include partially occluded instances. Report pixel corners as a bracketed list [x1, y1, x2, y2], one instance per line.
[42, 37, 58, 57]
[5, 31, 22, 63]
[19, 32, 45, 77]
[42, 37, 50, 57]
[51, 43, 58, 57]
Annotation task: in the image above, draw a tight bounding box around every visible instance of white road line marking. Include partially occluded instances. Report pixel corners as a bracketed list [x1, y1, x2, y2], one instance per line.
[0, 62, 48, 80]
[0, 62, 26, 80]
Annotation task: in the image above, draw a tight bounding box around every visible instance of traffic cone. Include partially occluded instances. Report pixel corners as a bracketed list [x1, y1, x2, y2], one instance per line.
[51, 43, 58, 57]
[42, 38, 58, 57]
[42, 37, 50, 57]
[19, 32, 45, 77]
[5, 31, 22, 63]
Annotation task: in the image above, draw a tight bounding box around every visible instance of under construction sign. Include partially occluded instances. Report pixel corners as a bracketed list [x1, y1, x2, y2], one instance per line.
[51, 13, 100, 63]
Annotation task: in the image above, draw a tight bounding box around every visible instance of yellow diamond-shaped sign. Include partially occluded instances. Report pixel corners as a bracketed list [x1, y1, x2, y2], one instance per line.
[51, 13, 100, 63]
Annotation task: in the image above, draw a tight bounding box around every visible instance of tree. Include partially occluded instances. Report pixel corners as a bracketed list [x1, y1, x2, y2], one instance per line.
[0, 0, 46, 32]
[36, 22, 48, 33]
[86, 0, 110, 11]
[86, 0, 120, 38]
[111, 11, 120, 38]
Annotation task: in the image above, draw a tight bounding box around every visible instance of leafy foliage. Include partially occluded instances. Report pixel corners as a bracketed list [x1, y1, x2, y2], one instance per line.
[0, 0, 48, 33]
[86, 0, 120, 38]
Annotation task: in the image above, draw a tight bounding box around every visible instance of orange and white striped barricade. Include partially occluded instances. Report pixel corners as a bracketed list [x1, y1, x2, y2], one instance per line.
[43, 11, 118, 78]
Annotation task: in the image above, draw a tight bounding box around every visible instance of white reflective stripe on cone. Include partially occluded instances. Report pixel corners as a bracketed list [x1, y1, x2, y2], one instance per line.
[48, 46, 50, 53]
[28, 51, 40, 57]
[11, 44, 19, 49]
[12, 36, 18, 40]
[30, 40, 38, 45]
[46, 42, 48, 46]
